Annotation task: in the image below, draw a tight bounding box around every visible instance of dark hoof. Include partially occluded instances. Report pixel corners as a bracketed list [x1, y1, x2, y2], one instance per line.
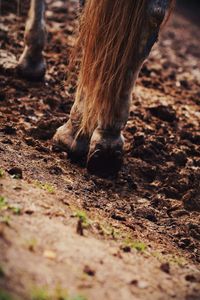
[87, 148, 123, 178]
[17, 53, 46, 81]
[87, 128, 124, 177]
[52, 121, 89, 164]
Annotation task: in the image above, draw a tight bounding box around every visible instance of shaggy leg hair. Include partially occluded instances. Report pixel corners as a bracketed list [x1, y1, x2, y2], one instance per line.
[54, 0, 174, 175]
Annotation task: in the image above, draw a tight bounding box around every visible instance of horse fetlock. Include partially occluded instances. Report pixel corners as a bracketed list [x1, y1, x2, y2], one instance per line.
[53, 120, 89, 163]
[17, 46, 46, 81]
[24, 25, 46, 51]
[87, 128, 124, 177]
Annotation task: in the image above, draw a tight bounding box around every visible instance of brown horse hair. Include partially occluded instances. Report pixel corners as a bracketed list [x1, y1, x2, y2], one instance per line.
[73, 0, 175, 135]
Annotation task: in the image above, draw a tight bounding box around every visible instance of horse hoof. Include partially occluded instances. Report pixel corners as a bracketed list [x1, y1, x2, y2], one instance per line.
[87, 128, 124, 177]
[87, 148, 123, 177]
[52, 120, 89, 163]
[17, 52, 46, 81]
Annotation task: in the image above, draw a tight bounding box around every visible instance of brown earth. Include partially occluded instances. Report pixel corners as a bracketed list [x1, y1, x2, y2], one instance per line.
[0, 1, 200, 299]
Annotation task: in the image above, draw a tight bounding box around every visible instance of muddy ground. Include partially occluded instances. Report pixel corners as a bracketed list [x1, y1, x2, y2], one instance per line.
[0, 1, 200, 299]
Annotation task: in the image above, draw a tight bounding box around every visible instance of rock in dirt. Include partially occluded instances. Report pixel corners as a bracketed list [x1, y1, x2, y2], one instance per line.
[149, 105, 177, 122]
[28, 118, 67, 140]
[135, 206, 157, 222]
[111, 211, 126, 221]
[8, 167, 23, 179]
[183, 191, 200, 212]
[1, 124, 16, 135]
[160, 262, 170, 274]
[83, 265, 96, 277]
[172, 149, 188, 167]
[185, 274, 200, 283]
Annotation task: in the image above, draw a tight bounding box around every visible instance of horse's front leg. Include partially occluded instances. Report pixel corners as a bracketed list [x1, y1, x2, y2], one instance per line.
[17, 0, 46, 81]
[53, 95, 90, 163]
[87, 0, 172, 176]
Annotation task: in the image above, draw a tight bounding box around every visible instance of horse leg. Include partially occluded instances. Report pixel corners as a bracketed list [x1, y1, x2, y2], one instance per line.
[53, 94, 90, 162]
[52, 1, 89, 161]
[17, 0, 46, 81]
[87, 0, 171, 176]
[87, 69, 136, 177]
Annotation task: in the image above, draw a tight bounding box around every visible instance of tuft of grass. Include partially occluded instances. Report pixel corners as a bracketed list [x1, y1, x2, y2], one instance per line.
[168, 255, 187, 267]
[0, 197, 7, 210]
[34, 181, 55, 194]
[73, 211, 90, 227]
[30, 286, 87, 300]
[0, 196, 21, 215]
[9, 205, 21, 215]
[25, 238, 38, 252]
[0, 169, 4, 178]
[0, 216, 11, 226]
[97, 223, 120, 239]
[31, 287, 50, 300]
[152, 252, 187, 267]
[53, 285, 68, 300]
[123, 238, 147, 252]
[0, 289, 13, 300]
[69, 296, 87, 300]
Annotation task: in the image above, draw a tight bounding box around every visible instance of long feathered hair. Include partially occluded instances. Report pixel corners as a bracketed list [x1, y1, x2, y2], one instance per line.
[74, 0, 175, 135]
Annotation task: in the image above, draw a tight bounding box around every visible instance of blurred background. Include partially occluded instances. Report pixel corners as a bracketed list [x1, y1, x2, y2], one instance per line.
[0, 0, 200, 26]
[177, 0, 200, 25]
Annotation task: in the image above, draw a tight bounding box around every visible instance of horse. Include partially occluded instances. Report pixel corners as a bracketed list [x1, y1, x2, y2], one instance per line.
[16, 0, 174, 177]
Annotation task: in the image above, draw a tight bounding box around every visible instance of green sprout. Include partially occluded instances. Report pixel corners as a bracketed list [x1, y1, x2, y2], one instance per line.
[0, 197, 21, 215]
[0, 169, 4, 178]
[69, 296, 87, 300]
[73, 211, 90, 227]
[34, 181, 55, 194]
[0, 289, 13, 300]
[25, 238, 38, 252]
[123, 238, 147, 252]
[152, 252, 187, 267]
[0, 216, 11, 226]
[31, 287, 50, 300]
[0, 197, 7, 210]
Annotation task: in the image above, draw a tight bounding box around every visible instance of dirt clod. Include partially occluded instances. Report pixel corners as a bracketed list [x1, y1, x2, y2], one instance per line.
[160, 262, 170, 274]
[8, 167, 23, 179]
[83, 265, 96, 277]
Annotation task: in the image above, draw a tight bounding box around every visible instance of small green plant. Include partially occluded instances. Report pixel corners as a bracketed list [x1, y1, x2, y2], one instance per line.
[152, 252, 187, 267]
[34, 181, 55, 194]
[98, 223, 120, 239]
[123, 238, 147, 252]
[168, 255, 187, 267]
[53, 285, 68, 300]
[69, 296, 87, 300]
[73, 211, 90, 227]
[0, 169, 4, 178]
[25, 238, 38, 251]
[0, 216, 11, 226]
[0, 289, 13, 300]
[11, 207, 21, 215]
[0, 197, 7, 210]
[8, 204, 21, 215]
[0, 197, 21, 215]
[31, 287, 50, 300]
[30, 285, 87, 300]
